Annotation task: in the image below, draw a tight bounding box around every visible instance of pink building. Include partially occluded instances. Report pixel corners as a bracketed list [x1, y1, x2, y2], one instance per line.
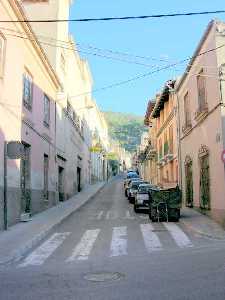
[176, 20, 225, 225]
[0, 0, 60, 229]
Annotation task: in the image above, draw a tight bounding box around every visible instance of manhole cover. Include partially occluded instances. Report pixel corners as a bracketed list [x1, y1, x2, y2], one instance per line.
[84, 272, 124, 282]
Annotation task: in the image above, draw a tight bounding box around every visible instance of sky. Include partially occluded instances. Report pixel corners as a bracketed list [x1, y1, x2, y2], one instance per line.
[69, 1, 225, 116]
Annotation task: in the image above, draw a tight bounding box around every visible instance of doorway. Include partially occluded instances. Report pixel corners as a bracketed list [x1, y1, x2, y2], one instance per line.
[77, 167, 81, 192]
[199, 154, 210, 209]
[20, 143, 31, 213]
[185, 157, 193, 207]
[58, 166, 64, 201]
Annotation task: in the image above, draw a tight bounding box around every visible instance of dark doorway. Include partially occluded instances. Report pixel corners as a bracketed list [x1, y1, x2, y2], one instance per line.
[199, 155, 210, 209]
[77, 167, 81, 192]
[20, 143, 31, 213]
[58, 166, 64, 201]
[185, 160, 193, 207]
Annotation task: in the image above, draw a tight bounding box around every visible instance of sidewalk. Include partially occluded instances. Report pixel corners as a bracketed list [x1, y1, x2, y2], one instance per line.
[180, 207, 225, 240]
[0, 181, 106, 265]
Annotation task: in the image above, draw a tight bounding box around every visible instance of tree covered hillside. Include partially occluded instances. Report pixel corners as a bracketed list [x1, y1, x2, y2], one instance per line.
[103, 111, 147, 153]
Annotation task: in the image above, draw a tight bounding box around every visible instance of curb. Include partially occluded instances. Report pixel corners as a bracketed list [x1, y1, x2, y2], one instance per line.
[0, 181, 108, 266]
[180, 219, 225, 241]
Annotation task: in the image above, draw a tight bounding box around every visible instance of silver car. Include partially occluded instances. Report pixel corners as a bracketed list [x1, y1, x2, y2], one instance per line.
[133, 184, 159, 212]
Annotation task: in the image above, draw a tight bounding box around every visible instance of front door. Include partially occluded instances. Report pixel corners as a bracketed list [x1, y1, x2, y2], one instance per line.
[58, 166, 64, 201]
[77, 167, 81, 192]
[185, 162, 193, 207]
[199, 155, 210, 209]
[20, 143, 31, 213]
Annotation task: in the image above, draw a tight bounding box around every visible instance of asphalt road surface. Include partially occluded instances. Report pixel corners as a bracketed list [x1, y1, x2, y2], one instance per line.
[1, 176, 225, 300]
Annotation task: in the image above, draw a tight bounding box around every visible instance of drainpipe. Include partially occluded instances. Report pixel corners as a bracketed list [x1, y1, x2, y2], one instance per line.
[219, 64, 225, 171]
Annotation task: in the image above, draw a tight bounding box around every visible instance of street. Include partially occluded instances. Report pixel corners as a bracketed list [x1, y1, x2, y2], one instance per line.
[1, 176, 225, 300]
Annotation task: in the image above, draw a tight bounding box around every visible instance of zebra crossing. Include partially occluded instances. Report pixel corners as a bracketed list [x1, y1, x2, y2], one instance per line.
[18, 222, 194, 268]
[91, 210, 145, 220]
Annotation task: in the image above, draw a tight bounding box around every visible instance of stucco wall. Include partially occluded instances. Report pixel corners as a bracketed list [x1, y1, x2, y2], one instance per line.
[178, 21, 225, 216]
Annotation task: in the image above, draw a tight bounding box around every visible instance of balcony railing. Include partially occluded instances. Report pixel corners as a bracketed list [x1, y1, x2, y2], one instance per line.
[182, 119, 192, 133]
[195, 102, 208, 122]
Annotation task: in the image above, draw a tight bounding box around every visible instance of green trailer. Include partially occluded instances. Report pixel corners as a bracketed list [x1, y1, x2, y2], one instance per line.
[148, 185, 182, 222]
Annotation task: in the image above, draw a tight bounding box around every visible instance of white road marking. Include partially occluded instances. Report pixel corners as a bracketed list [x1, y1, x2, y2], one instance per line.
[67, 229, 100, 261]
[96, 211, 104, 220]
[106, 211, 111, 219]
[139, 215, 149, 220]
[140, 224, 162, 252]
[19, 232, 70, 267]
[110, 226, 127, 257]
[163, 223, 193, 248]
[125, 210, 135, 220]
[106, 211, 117, 220]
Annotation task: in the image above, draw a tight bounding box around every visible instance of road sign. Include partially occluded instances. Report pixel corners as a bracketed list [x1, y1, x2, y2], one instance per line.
[221, 150, 225, 163]
[7, 141, 25, 159]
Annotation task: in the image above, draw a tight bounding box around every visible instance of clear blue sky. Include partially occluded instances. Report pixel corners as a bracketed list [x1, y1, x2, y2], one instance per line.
[69, 1, 225, 116]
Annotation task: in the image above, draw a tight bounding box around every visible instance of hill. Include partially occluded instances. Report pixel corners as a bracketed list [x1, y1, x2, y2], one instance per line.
[103, 111, 147, 153]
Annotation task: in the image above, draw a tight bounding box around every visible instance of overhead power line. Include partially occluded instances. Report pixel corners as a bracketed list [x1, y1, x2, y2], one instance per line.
[0, 26, 171, 64]
[0, 10, 225, 23]
[1, 27, 224, 100]
[2, 29, 165, 68]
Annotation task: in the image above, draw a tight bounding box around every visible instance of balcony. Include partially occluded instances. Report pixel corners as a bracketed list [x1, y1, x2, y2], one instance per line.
[146, 148, 157, 160]
[195, 103, 208, 123]
[182, 120, 192, 134]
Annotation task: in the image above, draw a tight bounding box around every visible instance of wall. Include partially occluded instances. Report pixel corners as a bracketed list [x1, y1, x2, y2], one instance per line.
[0, 0, 59, 229]
[177, 21, 225, 223]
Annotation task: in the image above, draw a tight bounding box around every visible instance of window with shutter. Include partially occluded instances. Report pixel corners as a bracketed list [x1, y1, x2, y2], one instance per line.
[44, 95, 50, 127]
[23, 72, 33, 110]
[197, 70, 206, 111]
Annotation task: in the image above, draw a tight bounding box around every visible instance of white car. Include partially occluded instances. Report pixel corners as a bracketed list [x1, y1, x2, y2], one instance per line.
[133, 184, 159, 212]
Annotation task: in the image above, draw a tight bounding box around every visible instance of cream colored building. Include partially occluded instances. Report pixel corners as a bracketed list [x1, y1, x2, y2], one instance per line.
[22, 0, 97, 196]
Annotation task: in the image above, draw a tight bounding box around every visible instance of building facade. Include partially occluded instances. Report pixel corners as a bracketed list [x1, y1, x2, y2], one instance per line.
[176, 20, 225, 225]
[151, 80, 179, 188]
[0, 0, 61, 229]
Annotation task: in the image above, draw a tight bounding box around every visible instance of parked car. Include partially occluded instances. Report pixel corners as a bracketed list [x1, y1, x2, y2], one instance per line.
[133, 184, 159, 213]
[127, 180, 148, 203]
[124, 177, 140, 196]
[124, 172, 139, 189]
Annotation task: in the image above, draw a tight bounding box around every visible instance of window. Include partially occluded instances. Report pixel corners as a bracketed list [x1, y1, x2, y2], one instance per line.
[44, 94, 50, 127]
[197, 70, 207, 111]
[169, 125, 173, 153]
[23, 72, 33, 110]
[164, 131, 169, 155]
[184, 92, 191, 126]
[0, 33, 6, 77]
[159, 138, 162, 160]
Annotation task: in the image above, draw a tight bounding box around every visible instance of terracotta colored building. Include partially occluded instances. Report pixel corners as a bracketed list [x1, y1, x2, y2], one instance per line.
[150, 80, 179, 188]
